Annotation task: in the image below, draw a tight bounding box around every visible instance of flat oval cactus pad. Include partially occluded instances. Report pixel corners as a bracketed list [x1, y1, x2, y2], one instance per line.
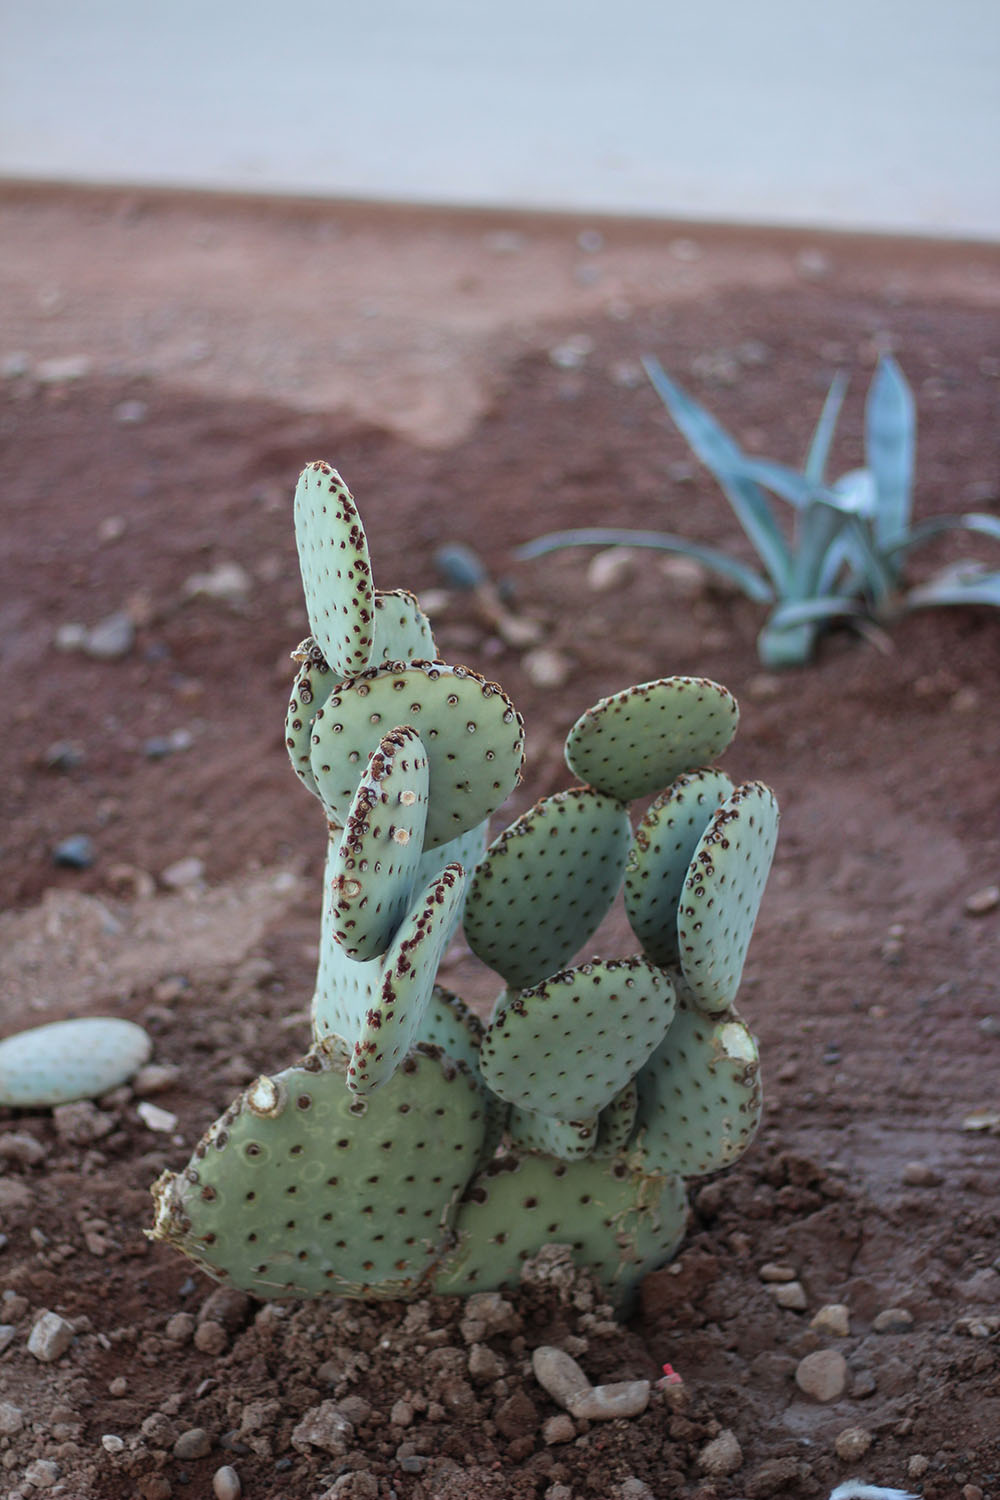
[294, 463, 375, 678]
[463, 786, 632, 990]
[310, 662, 524, 850]
[148, 1041, 487, 1300]
[479, 957, 676, 1120]
[285, 644, 338, 802]
[434, 1154, 688, 1307]
[678, 781, 779, 1014]
[371, 590, 437, 665]
[564, 677, 739, 803]
[330, 726, 430, 960]
[624, 768, 735, 966]
[634, 997, 762, 1178]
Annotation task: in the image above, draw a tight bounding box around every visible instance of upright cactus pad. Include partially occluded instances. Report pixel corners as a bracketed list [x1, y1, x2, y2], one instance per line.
[434, 1154, 689, 1307]
[346, 864, 468, 1095]
[330, 726, 430, 961]
[150, 1040, 487, 1299]
[624, 768, 735, 967]
[152, 459, 779, 1312]
[310, 661, 525, 849]
[564, 676, 739, 802]
[633, 996, 762, 1177]
[463, 787, 632, 989]
[294, 463, 375, 677]
[479, 958, 676, 1119]
[678, 781, 780, 1014]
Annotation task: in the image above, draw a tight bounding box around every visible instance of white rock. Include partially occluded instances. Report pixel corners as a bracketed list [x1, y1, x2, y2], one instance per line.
[27, 1311, 75, 1362]
[0, 1018, 152, 1108]
[586, 549, 636, 593]
[569, 1381, 649, 1420]
[0, 1400, 24, 1435]
[811, 1303, 850, 1337]
[183, 561, 252, 604]
[161, 856, 206, 890]
[101, 1435, 125, 1453]
[770, 1281, 808, 1310]
[137, 1101, 178, 1134]
[213, 1467, 243, 1500]
[532, 1345, 590, 1409]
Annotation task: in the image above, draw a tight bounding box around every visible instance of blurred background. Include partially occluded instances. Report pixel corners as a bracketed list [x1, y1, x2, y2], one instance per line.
[2, 0, 999, 238]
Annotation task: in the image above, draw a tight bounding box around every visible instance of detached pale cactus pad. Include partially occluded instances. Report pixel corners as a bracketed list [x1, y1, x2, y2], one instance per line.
[150, 461, 779, 1311]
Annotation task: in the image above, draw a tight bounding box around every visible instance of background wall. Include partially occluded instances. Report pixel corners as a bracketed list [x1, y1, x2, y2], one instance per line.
[2, 0, 998, 239]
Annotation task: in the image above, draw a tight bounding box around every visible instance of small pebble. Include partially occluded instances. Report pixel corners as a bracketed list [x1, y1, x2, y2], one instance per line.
[132, 1063, 181, 1096]
[0, 1326, 15, 1355]
[901, 1161, 942, 1187]
[213, 1467, 242, 1500]
[523, 647, 571, 688]
[794, 1349, 847, 1402]
[542, 1413, 576, 1445]
[27, 1311, 75, 1362]
[101, 1434, 126, 1454]
[165, 1313, 196, 1344]
[194, 1320, 229, 1355]
[43, 741, 86, 772]
[698, 1428, 743, 1475]
[23, 1459, 60, 1489]
[52, 834, 95, 869]
[0, 1400, 24, 1435]
[810, 1304, 850, 1337]
[114, 399, 148, 424]
[109, 1377, 128, 1397]
[389, 1400, 414, 1427]
[759, 1262, 797, 1283]
[586, 548, 636, 593]
[183, 561, 252, 604]
[37, 355, 92, 382]
[434, 544, 487, 590]
[0, 1132, 46, 1166]
[161, 856, 206, 889]
[907, 1455, 930, 1479]
[137, 1101, 179, 1133]
[85, 611, 135, 660]
[873, 1307, 914, 1333]
[965, 885, 999, 916]
[769, 1281, 807, 1310]
[173, 1427, 213, 1460]
[834, 1425, 873, 1461]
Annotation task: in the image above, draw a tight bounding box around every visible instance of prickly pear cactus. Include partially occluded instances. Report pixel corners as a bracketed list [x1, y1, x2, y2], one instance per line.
[150, 462, 779, 1311]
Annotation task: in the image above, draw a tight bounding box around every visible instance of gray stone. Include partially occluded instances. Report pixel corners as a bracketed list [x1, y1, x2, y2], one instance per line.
[873, 1306, 914, 1333]
[770, 1281, 808, 1310]
[542, 1414, 576, 1445]
[794, 1349, 847, 1402]
[174, 1427, 213, 1460]
[23, 1459, 60, 1489]
[0, 1400, 24, 1435]
[52, 834, 96, 869]
[291, 1401, 355, 1455]
[699, 1428, 743, 1476]
[810, 1303, 850, 1337]
[85, 612, 135, 660]
[834, 1425, 873, 1460]
[27, 1311, 74, 1362]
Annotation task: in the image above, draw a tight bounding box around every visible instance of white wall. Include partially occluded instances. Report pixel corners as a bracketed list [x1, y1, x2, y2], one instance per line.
[2, 1, 998, 239]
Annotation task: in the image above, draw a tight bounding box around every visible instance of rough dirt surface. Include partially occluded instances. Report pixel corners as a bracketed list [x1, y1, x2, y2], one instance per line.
[1, 185, 999, 1500]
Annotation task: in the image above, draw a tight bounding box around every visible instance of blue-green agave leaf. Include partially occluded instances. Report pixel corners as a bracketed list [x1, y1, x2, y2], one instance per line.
[883, 512, 1000, 561]
[804, 370, 849, 483]
[906, 565, 1000, 611]
[865, 356, 915, 562]
[516, 528, 774, 604]
[642, 356, 793, 593]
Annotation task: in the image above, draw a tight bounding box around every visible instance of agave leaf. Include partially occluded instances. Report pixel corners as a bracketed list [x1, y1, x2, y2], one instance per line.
[738, 458, 829, 510]
[865, 356, 915, 564]
[831, 468, 878, 518]
[767, 595, 867, 628]
[642, 357, 793, 594]
[906, 565, 1000, 611]
[789, 501, 849, 599]
[516, 528, 774, 604]
[804, 370, 849, 483]
[840, 515, 897, 607]
[883, 512, 1000, 561]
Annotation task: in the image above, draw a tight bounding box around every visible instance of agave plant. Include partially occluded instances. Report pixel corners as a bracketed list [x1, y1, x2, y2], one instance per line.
[519, 354, 1000, 667]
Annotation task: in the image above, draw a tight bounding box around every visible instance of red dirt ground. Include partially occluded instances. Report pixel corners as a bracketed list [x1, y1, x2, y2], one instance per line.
[0, 186, 998, 1500]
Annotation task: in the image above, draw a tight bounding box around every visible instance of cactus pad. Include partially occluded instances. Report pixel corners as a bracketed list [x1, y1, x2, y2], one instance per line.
[508, 1106, 599, 1161]
[678, 781, 779, 1014]
[593, 1078, 639, 1158]
[149, 1040, 487, 1299]
[310, 661, 524, 849]
[634, 996, 762, 1177]
[414, 986, 508, 1165]
[347, 863, 468, 1094]
[479, 958, 676, 1119]
[564, 677, 739, 803]
[294, 463, 375, 677]
[330, 726, 430, 960]
[624, 768, 735, 966]
[434, 1154, 688, 1306]
[463, 787, 632, 990]
[285, 645, 338, 801]
[371, 589, 437, 664]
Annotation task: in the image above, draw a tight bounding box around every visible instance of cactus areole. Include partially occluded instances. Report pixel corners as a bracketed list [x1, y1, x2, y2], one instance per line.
[149, 462, 779, 1310]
